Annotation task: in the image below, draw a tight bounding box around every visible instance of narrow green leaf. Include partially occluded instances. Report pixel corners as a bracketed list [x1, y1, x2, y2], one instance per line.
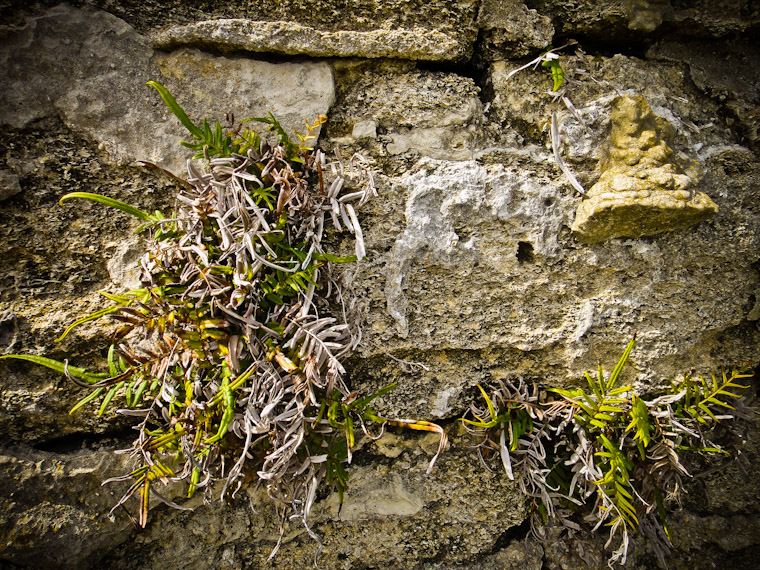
[599, 434, 617, 453]
[586, 371, 602, 399]
[716, 390, 744, 400]
[707, 396, 734, 409]
[547, 387, 583, 399]
[698, 402, 718, 421]
[594, 413, 616, 422]
[59, 192, 154, 221]
[460, 417, 498, 429]
[0, 354, 107, 382]
[147, 81, 204, 140]
[99, 381, 125, 416]
[203, 118, 212, 142]
[615, 481, 633, 500]
[352, 382, 397, 410]
[55, 305, 121, 342]
[607, 337, 635, 390]
[476, 384, 498, 421]
[132, 378, 148, 405]
[581, 393, 597, 408]
[69, 387, 105, 414]
[345, 415, 355, 449]
[107, 344, 119, 377]
[265, 292, 285, 305]
[99, 289, 143, 304]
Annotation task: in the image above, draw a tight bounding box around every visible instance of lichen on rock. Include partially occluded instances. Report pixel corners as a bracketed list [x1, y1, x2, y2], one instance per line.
[571, 94, 718, 243]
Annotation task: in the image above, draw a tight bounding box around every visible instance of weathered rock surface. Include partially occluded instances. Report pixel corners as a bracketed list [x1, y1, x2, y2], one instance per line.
[154, 19, 469, 62]
[1, 1, 759, 569]
[0, 117, 179, 446]
[0, 4, 334, 177]
[83, 0, 480, 63]
[0, 444, 131, 569]
[75, 433, 528, 570]
[476, 0, 555, 60]
[647, 39, 760, 150]
[326, 49, 759, 424]
[571, 94, 718, 242]
[525, 0, 760, 39]
[327, 63, 483, 162]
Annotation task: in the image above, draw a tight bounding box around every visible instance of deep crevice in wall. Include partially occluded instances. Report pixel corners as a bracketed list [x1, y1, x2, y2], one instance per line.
[152, 41, 325, 67]
[490, 517, 532, 553]
[414, 57, 481, 83]
[516, 241, 535, 264]
[30, 427, 135, 454]
[553, 33, 652, 59]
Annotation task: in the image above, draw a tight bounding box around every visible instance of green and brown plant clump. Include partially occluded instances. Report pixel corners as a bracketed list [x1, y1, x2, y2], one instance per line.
[1, 82, 445, 561]
[461, 337, 754, 567]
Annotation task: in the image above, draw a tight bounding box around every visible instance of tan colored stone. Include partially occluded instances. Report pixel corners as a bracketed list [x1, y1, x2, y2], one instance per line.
[153, 19, 471, 62]
[572, 95, 718, 242]
[0, 5, 334, 177]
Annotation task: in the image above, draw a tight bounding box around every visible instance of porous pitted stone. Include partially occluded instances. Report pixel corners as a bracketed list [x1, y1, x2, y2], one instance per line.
[327, 64, 483, 162]
[0, 4, 334, 177]
[476, 0, 555, 60]
[153, 19, 471, 62]
[571, 95, 718, 242]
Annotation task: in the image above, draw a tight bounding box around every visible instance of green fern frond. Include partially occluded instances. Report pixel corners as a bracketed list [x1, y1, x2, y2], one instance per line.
[549, 337, 635, 430]
[594, 434, 638, 529]
[626, 395, 652, 458]
[675, 369, 751, 425]
[0, 354, 108, 384]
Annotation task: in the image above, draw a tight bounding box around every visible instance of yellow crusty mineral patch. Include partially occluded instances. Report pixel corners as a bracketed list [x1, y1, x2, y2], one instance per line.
[572, 95, 718, 243]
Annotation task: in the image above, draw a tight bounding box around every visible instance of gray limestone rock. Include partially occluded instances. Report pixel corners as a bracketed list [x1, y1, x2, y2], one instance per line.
[0, 444, 132, 569]
[0, 118, 179, 445]
[120, 0, 480, 63]
[327, 65, 483, 162]
[89, 434, 528, 570]
[0, 2, 759, 570]
[0, 4, 335, 177]
[477, 0, 555, 60]
[154, 19, 471, 62]
[88, 0, 479, 63]
[341, 52, 760, 417]
[347, 147, 759, 422]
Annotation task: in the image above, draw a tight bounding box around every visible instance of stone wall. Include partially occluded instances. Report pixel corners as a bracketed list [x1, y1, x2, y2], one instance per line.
[1, 1, 759, 568]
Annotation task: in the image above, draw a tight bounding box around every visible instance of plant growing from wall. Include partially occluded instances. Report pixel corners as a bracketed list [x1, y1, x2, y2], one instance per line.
[461, 337, 754, 567]
[1, 82, 446, 562]
[501, 42, 585, 195]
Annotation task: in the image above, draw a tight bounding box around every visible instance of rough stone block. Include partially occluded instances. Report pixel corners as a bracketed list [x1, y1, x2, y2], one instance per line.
[476, 0, 555, 59]
[0, 4, 334, 177]
[572, 95, 718, 242]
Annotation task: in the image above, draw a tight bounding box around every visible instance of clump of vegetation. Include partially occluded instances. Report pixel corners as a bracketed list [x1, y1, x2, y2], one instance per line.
[500, 42, 586, 195]
[461, 337, 754, 567]
[1, 82, 445, 561]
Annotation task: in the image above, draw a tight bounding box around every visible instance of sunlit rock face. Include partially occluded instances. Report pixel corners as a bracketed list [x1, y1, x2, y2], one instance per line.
[1, 2, 759, 569]
[572, 95, 718, 243]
